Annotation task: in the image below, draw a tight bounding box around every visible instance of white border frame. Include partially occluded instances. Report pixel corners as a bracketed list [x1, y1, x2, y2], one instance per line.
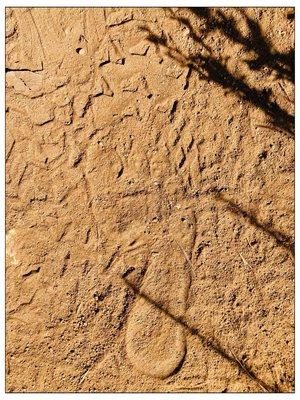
[1, 1, 297, 399]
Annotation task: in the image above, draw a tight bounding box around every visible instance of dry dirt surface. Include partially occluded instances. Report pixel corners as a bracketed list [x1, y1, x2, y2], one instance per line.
[5, 7, 294, 393]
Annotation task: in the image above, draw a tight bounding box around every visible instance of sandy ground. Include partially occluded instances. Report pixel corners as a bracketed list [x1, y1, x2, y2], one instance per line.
[5, 7, 294, 393]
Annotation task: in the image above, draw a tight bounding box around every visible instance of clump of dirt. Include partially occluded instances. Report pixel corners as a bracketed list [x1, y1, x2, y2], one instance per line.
[6, 7, 294, 393]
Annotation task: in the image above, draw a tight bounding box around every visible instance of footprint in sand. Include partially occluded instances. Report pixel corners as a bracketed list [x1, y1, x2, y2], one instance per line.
[126, 208, 196, 378]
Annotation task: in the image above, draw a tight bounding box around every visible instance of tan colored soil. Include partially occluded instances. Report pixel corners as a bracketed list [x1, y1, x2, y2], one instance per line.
[5, 7, 294, 393]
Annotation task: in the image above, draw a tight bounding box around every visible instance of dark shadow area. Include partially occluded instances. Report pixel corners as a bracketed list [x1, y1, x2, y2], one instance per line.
[215, 191, 294, 256]
[189, 8, 294, 83]
[122, 276, 280, 392]
[141, 8, 294, 137]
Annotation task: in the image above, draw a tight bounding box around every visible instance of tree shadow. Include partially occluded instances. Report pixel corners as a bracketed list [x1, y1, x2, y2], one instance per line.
[122, 276, 280, 392]
[214, 191, 294, 257]
[140, 8, 294, 137]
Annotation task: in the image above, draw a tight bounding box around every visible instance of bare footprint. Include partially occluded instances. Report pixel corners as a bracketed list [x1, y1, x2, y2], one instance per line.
[126, 208, 196, 378]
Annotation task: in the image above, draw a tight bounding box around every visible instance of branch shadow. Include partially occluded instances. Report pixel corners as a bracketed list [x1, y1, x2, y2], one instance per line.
[122, 276, 280, 392]
[214, 191, 294, 257]
[141, 8, 294, 137]
[189, 8, 294, 83]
